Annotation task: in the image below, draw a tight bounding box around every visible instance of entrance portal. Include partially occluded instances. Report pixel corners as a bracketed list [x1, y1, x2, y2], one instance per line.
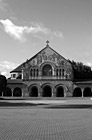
[30, 86, 38, 97]
[3, 87, 12, 97]
[42, 85, 52, 97]
[56, 86, 64, 97]
[13, 87, 22, 97]
[73, 87, 82, 97]
[83, 87, 92, 97]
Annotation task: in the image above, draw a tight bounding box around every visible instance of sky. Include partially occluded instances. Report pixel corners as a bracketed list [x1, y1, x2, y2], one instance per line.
[0, 0, 92, 77]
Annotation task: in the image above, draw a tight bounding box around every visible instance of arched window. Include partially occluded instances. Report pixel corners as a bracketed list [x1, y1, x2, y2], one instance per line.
[56, 86, 64, 97]
[34, 69, 35, 76]
[60, 69, 61, 76]
[83, 87, 92, 97]
[42, 85, 52, 97]
[29, 86, 38, 97]
[30, 69, 39, 77]
[56, 69, 58, 76]
[37, 69, 39, 76]
[42, 64, 52, 76]
[62, 69, 64, 76]
[13, 87, 22, 97]
[3, 87, 12, 97]
[73, 87, 82, 97]
[30, 69, 32, 76]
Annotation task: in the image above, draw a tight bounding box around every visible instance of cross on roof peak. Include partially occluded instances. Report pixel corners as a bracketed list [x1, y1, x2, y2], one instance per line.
[46, 40, 50, 47]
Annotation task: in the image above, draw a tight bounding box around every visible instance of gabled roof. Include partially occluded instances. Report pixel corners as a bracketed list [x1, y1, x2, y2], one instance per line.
[10, 43, 71, 73]
[10, 63, 24, 73]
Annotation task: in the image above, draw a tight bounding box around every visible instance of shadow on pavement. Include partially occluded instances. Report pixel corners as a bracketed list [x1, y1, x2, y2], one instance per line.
[44, 104, 92, 109]
[0, 102, 48, 107]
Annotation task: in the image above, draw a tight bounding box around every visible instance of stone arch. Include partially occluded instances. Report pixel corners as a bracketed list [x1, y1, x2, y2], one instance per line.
[83, 87, 92, 97]
[73, 87, 82, 97]
[30, 68, 39, 77]
[42, 64, 52, 76]
[30, 69, 32, 76]
[56, 86, 64, 97]
[3, 87, 12, 97]
[0, 91, 2, 96]
[60, 69, 62, 76]
[29, 86, 38, 97]
[40, 62, 55, 76]
[37, 69, 39, 76]
[42, 84, 52, 97]
[62, 69, 64, 76]
[13, 87, 22, 97]
[56, 69, 58, 76]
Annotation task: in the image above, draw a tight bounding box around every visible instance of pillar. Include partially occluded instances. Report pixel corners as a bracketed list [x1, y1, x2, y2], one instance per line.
[82, 89, 84, 97]
[22, 89, 23, 97]
[12, 89, 13, 97]
[39, 69, 42, 76]
[22, 69, 23, 80]
[38, 86, 41, 97]
[64, 91, 66, 97]
[1, 91, 3, 97]
[52, 87, 54, 97]
[54, 69, 56, 76]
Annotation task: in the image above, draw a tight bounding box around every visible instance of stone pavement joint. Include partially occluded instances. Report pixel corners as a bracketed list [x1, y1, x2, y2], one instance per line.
[0, 99, 92, 140]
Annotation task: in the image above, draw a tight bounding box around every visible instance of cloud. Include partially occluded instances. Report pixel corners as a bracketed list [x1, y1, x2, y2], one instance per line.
[0, 61, 18, 78]
[52, 31, 63, 39]
[0, 19, 63, 41]
[86, 63, 92, 71]
[0, 0, 11, 13]
[0, 0, 7, 11]
[0, 19, 49, 41]
[0, 0, 14, 16]
[86, 63, 91, 66]
[86, 63, 92, 69]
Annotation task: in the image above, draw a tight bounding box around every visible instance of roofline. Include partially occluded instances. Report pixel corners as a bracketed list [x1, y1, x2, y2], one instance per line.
[26, 45, 71, 65]
[10, 44, 71, 73]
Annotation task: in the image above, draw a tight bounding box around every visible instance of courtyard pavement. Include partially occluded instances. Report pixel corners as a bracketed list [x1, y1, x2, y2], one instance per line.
[0, 98, 92, 139]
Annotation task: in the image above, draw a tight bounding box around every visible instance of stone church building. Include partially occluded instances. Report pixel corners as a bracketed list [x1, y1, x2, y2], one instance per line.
[6, 41, 73, 98]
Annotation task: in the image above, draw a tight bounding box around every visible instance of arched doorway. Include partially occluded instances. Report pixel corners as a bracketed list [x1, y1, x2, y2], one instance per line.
[0, 91, 2, 96]
[29, 86, 38, 97]
[3, 87, 12, 97]
[83, 87, 92, 97]
[73, 87, 82, 97]
[56, 86, 64, 97]
[42, 85, 52, 97]
[42, 64, 52, 76]
[13, 87, 22, 97]
[0, 88, 3, 96]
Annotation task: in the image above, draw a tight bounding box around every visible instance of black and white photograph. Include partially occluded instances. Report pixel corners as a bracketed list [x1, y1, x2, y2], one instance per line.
[0, 0, 92, 139]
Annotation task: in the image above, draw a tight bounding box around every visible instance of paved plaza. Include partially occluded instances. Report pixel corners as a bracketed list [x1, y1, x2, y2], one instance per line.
[0, 99, 92, 140]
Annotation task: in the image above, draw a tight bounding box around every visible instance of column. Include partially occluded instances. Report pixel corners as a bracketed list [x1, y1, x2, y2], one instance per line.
[38, 86, 40, 97]
[32, 69, 34, 77]
[64, 70, 66, 79]
[64, 91, 66, 97]
[62, 69, 64, 79]
[52, 88, 54, 97]
[11, 89, 13, 97]
[22, 89, 23, 97]
[22, 69, 24, 80]
[54, 69, 56, 76]
[82, 89, 84, 97]
[1, 91, 3, 97]
[58, 69, 59, 78]
[52, 87, 56, 97]
[39, 69, 41, 76]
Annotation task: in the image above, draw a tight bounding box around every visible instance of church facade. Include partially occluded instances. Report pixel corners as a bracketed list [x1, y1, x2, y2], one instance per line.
[6, 41, 73, 98]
